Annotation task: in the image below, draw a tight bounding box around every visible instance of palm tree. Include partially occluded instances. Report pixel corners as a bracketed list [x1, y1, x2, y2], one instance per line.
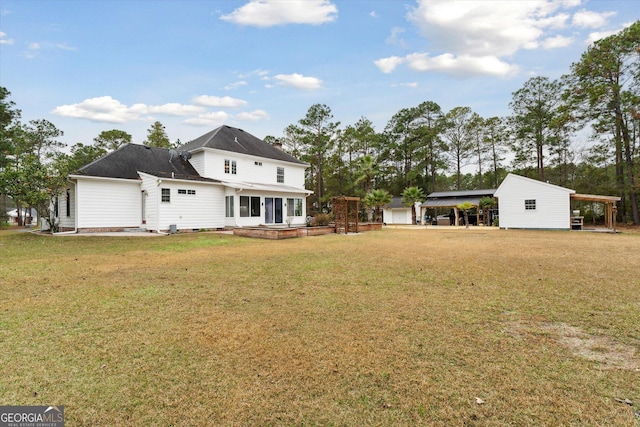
[401, 186, 426, 224]
[354, 154, 379, 194]
[479, 197, 496, 226]
[456, 201, 474, 229]
[363, 189, 392, 223]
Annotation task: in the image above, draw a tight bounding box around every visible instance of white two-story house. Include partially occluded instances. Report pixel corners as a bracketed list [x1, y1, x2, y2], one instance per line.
[57, 125, 311, 233]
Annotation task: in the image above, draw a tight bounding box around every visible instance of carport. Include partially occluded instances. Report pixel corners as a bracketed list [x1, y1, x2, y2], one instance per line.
[421, 189, 496, 226]
[570, 193, 621, 231]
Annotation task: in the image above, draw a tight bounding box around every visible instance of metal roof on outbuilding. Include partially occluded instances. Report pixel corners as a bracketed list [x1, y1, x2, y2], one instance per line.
[421, 189, 496, 208]
[422, 197, 484, 208]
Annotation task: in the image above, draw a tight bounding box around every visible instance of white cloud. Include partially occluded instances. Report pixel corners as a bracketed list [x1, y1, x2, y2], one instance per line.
[21, 41, 77, 58]
[55, 43, 77, 51]
[136, 103, 205, 116]
[585, 30, 617, 45]
[376, 0, 600, 77]
[273, 73, 322, 90]
[224, 81, 248, 90]
[221, 0, 337, 27]
[374, 56, 405, 74]
[236, 110, 270, 121]
[391, 82, 419, 88]
[407, 0, 564, 57]
[386, 27, 407, 48]
[53, 97, 206, 123]
[192, 95, 248, 108]
[584, 21, 633, 45]
[52, 96, 133, 123]
[0, 31, 13, 45]
[542, 35, 574, 49]
[572, 10, 616, 28]
[238, 69, 270, 79]
[405, 53, 519, 77]
[184, 111, 230, 126]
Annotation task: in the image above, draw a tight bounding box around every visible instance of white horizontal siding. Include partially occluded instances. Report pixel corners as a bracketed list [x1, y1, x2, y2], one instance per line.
[140, 173, 158, 231]
[382, 208, 412, 224]
[56, 185, 76, 229]
[77, 178, 142, 228]
[495, 174, 573, 229]
[198, 149, 307, 189]
[156, 181, 225, 231]
[189, 151, 205, 177]
[226, 190, 308, 227]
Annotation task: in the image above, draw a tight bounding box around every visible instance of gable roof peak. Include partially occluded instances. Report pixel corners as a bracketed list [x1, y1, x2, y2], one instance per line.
[179, 125, 306, 165]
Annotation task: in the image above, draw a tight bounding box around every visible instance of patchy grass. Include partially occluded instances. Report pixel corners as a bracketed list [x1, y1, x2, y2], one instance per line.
[1, 228, 639, 425]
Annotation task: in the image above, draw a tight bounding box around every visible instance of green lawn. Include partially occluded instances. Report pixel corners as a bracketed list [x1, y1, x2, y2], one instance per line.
[1, 228, 639, 425]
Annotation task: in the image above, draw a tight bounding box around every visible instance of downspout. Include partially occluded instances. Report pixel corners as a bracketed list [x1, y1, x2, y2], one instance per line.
[155, 178, 166, 235]
[232, 188, 243, 228]
[53, 180, 78, 235]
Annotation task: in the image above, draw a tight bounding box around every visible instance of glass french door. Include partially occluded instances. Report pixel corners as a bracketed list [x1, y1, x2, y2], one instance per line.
[265, 197, 283, 224]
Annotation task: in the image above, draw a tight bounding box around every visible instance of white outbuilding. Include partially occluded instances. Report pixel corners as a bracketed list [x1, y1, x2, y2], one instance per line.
[494, 173, 575, 230]
[382, 197, 415, 224]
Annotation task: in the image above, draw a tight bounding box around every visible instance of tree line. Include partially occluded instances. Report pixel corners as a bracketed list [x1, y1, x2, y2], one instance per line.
[279, 22, 639, 225]
[0, 98, 174, 229]
[0, 22, 638, 227]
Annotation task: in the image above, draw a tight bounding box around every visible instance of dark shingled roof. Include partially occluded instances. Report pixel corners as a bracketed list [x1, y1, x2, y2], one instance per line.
[76, 144, 217, 182]
[385, 197, 409, 209]
[179, 125, 306, 165]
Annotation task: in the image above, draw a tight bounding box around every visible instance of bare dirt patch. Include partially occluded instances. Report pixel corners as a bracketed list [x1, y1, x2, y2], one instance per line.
[507, 321, 640, 371]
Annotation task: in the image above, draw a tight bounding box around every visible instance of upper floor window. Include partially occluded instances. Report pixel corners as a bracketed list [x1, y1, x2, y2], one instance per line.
[524, 199, 536, 210]
[225, 159, 237, 174]
[277, 167, 284, 183]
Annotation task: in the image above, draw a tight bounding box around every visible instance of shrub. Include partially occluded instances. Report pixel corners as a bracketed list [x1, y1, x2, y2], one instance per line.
[311, 213, 331, 226]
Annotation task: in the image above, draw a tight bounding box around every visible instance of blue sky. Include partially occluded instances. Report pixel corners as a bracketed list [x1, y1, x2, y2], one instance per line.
[1, 0, 638, 148]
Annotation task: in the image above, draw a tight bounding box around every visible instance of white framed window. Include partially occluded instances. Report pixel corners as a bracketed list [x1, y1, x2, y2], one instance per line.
[225, 196, 234, 217]
[287, 198, 303, 216]
[161, 188, 170, 203]
[225, 160, 237, 174]
[240, 196, 260, 217]
[277, 167, 284, 183]
[525, 199, 536, 210]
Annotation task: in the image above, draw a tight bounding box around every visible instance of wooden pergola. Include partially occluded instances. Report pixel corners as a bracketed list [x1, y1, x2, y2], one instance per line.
[571, 193, 621, 231]
[333, 196, 359, 234]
